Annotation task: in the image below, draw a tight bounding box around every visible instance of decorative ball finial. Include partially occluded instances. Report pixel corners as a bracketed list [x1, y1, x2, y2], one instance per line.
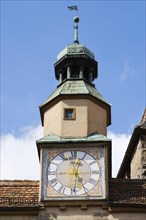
[73, 16, 80, 44]
[74, 16, 80, 23]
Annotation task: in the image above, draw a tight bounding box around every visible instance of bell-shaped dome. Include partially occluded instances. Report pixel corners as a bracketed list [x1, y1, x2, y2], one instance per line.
[57, 43, 95, 61]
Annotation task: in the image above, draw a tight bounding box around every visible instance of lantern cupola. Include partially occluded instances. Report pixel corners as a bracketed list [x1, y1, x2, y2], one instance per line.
[54, 16, 98, 84]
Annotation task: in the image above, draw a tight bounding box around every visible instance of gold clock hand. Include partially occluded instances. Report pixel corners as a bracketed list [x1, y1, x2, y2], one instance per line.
[58, 171, 91, 175]
[74, 158, 81, 165]
[77, 178, 89, 196]
[73, 159, 82, 190]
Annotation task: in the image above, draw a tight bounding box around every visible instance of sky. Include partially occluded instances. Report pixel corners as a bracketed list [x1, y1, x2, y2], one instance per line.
[0, 0, 145, 180]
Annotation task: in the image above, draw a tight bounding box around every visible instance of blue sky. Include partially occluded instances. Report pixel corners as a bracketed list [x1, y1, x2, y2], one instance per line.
[0, 0, 145, 179]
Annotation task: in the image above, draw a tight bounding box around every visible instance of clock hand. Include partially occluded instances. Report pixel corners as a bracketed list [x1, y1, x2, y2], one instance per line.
[82, 185, 89, 196]
[77, 178, 89, 196]
[73, 159, 82, 190]
[72, 159, 91, 194]
[58, 171, 91, 175]
[64, 158, 84, 190]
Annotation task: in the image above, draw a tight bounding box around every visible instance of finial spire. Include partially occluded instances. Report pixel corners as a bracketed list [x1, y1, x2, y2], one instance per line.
[73, 16, 80, 44]
[67, 6, 79, 44]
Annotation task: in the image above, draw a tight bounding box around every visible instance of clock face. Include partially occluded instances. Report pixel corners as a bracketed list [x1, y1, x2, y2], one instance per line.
[48, 150, 100, 196]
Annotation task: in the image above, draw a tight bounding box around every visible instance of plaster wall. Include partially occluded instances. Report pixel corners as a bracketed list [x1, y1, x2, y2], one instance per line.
[39, 206, 146, 220]
[131, 139, 141, 179]
[23, 207, 146, 220]
[0, 216, 38, 220]
[88, 100, 107, 136]
[43, 99, 107, 137]
[141, 135, 146, 178]
[44, 102, 62, 136]
[131, 135, 146, 179]
[1, 209, 146, 220]
[109, 212, 146, 220]
[61, 99, 88, 137]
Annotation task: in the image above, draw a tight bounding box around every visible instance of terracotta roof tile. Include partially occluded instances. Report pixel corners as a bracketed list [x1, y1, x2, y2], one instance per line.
[109, 178, 146, 205]
[0, 179, 145, 208]
[0, 180, 39, 207]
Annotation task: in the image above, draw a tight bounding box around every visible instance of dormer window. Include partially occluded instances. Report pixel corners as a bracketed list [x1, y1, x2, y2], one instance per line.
[64, 108, 76, 120]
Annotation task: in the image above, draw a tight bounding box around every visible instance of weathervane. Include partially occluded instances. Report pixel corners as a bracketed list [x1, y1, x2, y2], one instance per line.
[68, 5, 78, 14]
[68, 5, 79, 44]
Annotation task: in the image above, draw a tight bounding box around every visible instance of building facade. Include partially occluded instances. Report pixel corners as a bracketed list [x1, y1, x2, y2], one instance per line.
[0, 15, 145, 220]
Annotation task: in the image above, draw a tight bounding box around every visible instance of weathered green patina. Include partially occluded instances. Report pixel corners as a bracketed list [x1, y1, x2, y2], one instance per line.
[57, 43, 95, 61]
[40, 79, 109, 107]
[36, 131, 111, 144]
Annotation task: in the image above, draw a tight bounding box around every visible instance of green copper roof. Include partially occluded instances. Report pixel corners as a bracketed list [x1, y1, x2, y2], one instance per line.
[57, 43, 95, 61]
[41, 79, 109, 107]
[36, 132, 111, 144]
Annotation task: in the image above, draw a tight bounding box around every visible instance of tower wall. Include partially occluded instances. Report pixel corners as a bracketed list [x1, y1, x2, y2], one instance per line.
[1, 209, 146, 220]
[131, 135, 146, 179]
[88, 100, 107, 136]
[44, 102, 62, 137]
[43, 99, 107, 137]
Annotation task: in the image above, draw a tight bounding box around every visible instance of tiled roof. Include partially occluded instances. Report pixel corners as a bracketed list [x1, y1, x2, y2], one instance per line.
[109, 178, 146, 205]
[40, 79, 111, 126]
[41, 80, 109, 107]
[0, 180, 39, 208]
[0, 179, 145, 208]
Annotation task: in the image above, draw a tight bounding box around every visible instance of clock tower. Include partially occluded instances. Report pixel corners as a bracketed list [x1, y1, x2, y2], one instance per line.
[37, 16, 111, 212]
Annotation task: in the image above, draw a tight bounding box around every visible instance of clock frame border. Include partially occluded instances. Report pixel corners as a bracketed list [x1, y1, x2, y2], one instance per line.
[37, 140, 111, 202]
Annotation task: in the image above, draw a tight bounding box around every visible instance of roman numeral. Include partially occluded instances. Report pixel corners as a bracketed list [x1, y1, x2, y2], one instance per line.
[48, 170, 56, 175]
[71, 188, 76, 195]
[89, 160, 96, 166]
[59, 153, 68, 160]
[92, 170, 99, 174]
[82, 153, 87, 160]
[71, 151, 77, 158]
[59, 153, 65, 160]
[50, 178, 58, 187]
[58, 185, 66, 194]
[88, 178, 97, 185]
[51, 161, 58, 166]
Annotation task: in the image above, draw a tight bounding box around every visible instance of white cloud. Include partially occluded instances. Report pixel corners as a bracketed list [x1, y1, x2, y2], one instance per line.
[108, 131, 131, 177]
[0, 125, 43, 180]
[0, 126, 131, 180]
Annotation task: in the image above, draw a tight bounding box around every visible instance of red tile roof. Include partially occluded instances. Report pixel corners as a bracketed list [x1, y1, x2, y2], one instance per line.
[109, 178, 146, 205]
[0, 179, 145, 209]
[0, 180, 39, 208]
